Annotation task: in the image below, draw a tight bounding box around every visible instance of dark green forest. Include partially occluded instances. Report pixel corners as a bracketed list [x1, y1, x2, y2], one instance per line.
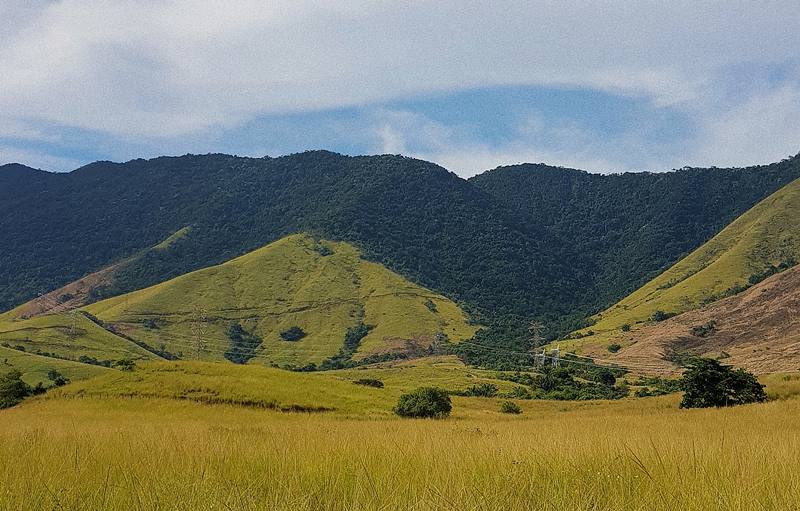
[2, 152, 799, 351]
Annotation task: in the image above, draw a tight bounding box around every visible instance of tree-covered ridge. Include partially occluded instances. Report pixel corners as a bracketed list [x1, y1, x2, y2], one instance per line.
[0, 152, 577, 325]
[2, 151, 799, 342]
[469, 155, 800, 316]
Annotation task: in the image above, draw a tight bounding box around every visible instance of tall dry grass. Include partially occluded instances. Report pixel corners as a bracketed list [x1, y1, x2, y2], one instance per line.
[1, 394, 799, 510]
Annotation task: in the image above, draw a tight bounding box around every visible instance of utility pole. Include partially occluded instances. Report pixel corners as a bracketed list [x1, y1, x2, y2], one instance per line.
[528, 320, 544, 368]
[68, 310, 79, 342]
[190, 306, 208, 360]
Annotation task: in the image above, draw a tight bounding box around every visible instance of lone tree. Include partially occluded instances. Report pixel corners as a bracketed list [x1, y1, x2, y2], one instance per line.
[680, 358, 766, 409]
[394, 387, 452, 418]
[0, 370, 31, 409]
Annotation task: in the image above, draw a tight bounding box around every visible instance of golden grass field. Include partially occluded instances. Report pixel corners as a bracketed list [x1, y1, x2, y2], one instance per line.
[1, 362, 800, 510]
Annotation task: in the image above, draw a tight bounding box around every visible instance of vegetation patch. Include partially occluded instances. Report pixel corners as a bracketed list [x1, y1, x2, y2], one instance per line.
[680, 358, 766, 408]
[279, 326, 307, 342]
[499, 400, 522, 414]
[394, 387, 452, 418]
[691, 321, 717, 338]
[225, 323, 263, 364]
[319, 322, 374, 370]
[352, 378, 384, 388]
[0, 370, 44, 409]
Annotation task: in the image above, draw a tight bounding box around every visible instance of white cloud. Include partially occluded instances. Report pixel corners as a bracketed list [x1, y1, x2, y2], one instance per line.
[1, 0, 799, 141]
[688, 85, 800, 168]
[369, 109, 640, 176]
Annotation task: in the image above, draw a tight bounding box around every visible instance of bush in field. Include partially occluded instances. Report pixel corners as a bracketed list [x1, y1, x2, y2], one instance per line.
[499, 401, 522, 414]
[46, 369, 69, 386]
[115, 358, 136, 371]
[463, 383, 498, 397]
[353, 378, 384, 388]
[0, 370, 31, 409]
[680, 358, 766, 408]
[608, 343, 621, 353]
[279, 326, 306, 342]
[394, 387, 452, 418]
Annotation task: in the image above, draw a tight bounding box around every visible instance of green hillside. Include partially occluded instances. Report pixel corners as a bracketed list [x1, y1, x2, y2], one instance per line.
[571, 176, 800, 342]
[4, 152, 800, 346]
[0, 234, 477, 375]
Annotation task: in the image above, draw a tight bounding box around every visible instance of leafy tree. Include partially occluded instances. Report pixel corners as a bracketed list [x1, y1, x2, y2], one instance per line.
[0, 370, 31, 409]
[607, 343, 621, 353]
[680, 358, 767, 408]
[597, 369, 616, 387]
[394, 387, 452, 418]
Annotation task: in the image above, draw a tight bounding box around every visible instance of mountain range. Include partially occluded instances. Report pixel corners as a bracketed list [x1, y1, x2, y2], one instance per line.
[2, 150, 800, 373]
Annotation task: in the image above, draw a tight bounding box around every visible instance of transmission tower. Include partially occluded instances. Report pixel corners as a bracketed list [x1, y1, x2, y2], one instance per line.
[190, 306, 208, 360]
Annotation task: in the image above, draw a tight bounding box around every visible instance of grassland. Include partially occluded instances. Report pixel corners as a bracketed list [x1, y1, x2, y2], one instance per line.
[1, 362, 800, 510]
[0, 234, 477, 380]
[568, 176, 800, 351]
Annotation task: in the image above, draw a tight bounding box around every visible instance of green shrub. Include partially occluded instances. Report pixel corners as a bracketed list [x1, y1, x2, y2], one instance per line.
[503, 385, 533, 400]
[608, 343, 622, 353]
[114, 358, 136, 372]
[499, 401, 522, 414]
[394, 387, 452, 418]
[353, 378, 384, 388]
[691, 321, 717, 338]
[46, 369, 69, 387]
[279, 326, 306, 342]
[680, 358, 766, 408]
[650, 310, 675, 322]
[621, 323, 631, 332]
[463, 383, 498, 397]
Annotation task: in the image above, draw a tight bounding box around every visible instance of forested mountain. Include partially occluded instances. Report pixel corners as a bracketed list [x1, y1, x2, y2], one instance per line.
[0, 152, 577, 327]
[470, 156, 800, 314]
[2, 151, 799, 343]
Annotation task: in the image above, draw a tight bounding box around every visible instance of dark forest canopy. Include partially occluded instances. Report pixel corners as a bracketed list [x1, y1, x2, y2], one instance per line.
[2, 151, 799, 342]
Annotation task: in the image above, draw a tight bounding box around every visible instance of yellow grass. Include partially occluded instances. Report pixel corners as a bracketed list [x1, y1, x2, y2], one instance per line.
[1, 363, 800, 510]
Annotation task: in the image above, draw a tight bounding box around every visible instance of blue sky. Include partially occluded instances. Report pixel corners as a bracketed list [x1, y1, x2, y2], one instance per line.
[1, 1, 799, 176]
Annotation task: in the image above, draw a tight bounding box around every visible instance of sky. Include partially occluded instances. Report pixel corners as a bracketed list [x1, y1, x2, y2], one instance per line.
[0, 1, 799, 177]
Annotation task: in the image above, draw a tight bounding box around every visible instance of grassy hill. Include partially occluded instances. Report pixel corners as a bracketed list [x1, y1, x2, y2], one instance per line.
[567, 176, 800, 355]
[579, 265, 800, 376]
[0, 234, 477, 377]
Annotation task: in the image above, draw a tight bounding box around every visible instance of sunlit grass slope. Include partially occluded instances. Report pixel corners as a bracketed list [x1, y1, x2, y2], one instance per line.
[83, 233, 476, 365]
[0, 345, 110, 385]
[0, 310, 157, 361]
[2, 370, 800, 510]
[0, 234, 477, 374]
[574, 176, 800, 341]
[47, 356, 518, 417]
